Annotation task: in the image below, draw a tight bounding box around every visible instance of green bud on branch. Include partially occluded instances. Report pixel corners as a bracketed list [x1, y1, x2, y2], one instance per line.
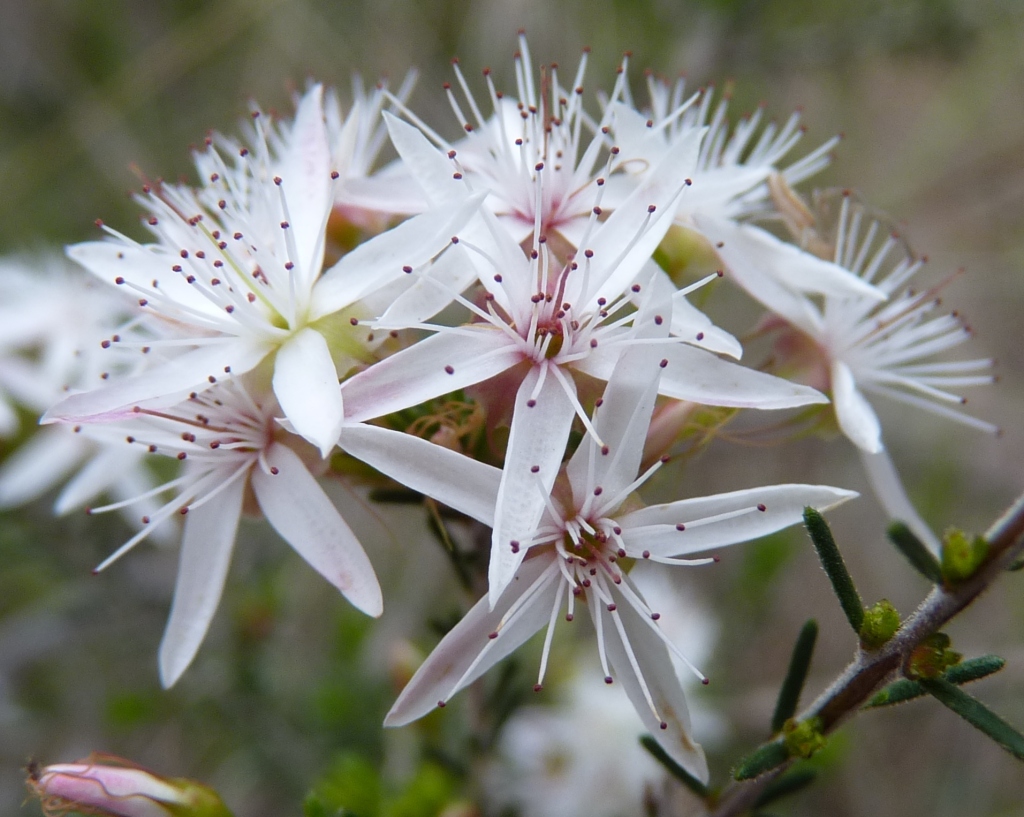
[782, 717, 827, 760]
[941, 528, 988, 583]
[859, 600, 900, 650]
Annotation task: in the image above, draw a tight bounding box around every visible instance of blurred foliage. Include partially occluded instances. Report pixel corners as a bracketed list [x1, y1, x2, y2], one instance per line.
[3, 2, 1023, 816]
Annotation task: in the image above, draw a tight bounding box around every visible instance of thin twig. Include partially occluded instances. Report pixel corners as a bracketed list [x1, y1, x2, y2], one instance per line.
[709, 490, 1024, 817]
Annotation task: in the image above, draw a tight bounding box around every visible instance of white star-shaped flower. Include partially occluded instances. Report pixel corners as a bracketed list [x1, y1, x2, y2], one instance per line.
[341, 341, 855, 779]
[79, 380, 382, 686]
[45, 84, 478, 457]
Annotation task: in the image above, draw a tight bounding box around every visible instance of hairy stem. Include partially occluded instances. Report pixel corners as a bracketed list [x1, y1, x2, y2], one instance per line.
[709, 490, 1024, 817]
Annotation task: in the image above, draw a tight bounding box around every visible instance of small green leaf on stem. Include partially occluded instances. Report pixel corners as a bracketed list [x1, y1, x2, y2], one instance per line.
[753, 767, 818, 808]
[640, 735, 710, 798]
[941, 528, 988, 583]
[771, 620, 818, 733]
[733, 739, 789, 781]
[905, 633, 962, 680]
[866, 655, 1006, 708]
[783, 717, 827, 759]
[919, 677, 1024, 761]
[1007, 553, 1024, 572]
[887, 522, 943, 583]
[803, 508, 863, 632]
[859, 600, 900, 650]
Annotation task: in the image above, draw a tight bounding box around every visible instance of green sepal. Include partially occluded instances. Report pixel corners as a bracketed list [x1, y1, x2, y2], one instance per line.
[905, 632, 962, 680]
[733, 739, 789, 781]
[919, 677, 1024, 761]
[866, 654, 1006, 708]
[886, 522, 943, 583]
[803, 508, 863, 632]
[859, 600, 900, 650]
[941, 528, 988, 583]
[771, 620, 818, 733]
[753, 767, 817, 808]
[783, 717, 827, 759]
[164, 781, 235, 817]
[639, 735, 710, 799]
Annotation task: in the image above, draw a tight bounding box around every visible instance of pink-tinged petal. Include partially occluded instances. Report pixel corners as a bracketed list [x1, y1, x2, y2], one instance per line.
[278, 85, 332, 282]
[831, 361, 883, 453]
[859, 448, 942, 555]
[251, 443, 382, 617]
[311, 195, 483, 319]
[620, 484, 857, 557]
[158, 474, 245, 687]
[490, 365, 577, 606]
[568, 273, 672, 496]
[671, 290, 743, 358]
[0, 427, 89, 509]
[37, 763, 184, 817]
[593, 588, 709, 783]
[383, 112, 467, 208]
[697, 216, 885, 308]
[66, 241, 219, 319]
[656, 344, 828, 409]
[385, 555, 559, 727]
[375, 242, 479, 327]
[42, 339, 273, 423]
[272, 328, 343, 457]
[586, 128, 704, 306]
[341, 327, 521, 423]
[340, 424, 500, 526]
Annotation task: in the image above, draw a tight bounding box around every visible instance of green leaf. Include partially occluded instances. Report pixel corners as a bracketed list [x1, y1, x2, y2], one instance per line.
[733, 739, 789, 781]
[639, 735, 710, 798]
[803, 508, 863, 632]
[886, 522, 943, 583]
[753, 767, 817, 808]
[866, 655, 1006, 708]
[771, 620, 818, 733]
[919, 677, 1024, 761]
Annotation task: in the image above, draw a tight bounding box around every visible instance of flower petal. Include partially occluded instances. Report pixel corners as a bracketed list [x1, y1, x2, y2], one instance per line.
[671, 290, 743, 358]
[158, 473, 245, 687]
[620, 483, 857, 557]
[831, 360, 883, 453]
[654, 344, 828, 409]
[273, 328, 344, 457]
[859, 448, 942, 555]
[277, 85, 332, 284]
[385, 555, 559, 727]
[251, 442, 382, 617]
[341, 327, 521, 424]
[311, 195, 483, 320]
[490, 364, 577, 607]
[42, 339, 273, 423]
[595, 586, 709, 782]
[340, 423, 501, 526]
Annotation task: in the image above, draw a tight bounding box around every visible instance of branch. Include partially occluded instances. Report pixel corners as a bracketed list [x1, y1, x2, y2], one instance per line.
[709, 490, 1024, 817]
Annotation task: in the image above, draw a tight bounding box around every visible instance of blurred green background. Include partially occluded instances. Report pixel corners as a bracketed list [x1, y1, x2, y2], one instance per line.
[2, 1, 1023, 815]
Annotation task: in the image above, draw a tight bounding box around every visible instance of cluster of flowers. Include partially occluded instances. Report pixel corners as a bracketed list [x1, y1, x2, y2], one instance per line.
[0, 35, 994, 783]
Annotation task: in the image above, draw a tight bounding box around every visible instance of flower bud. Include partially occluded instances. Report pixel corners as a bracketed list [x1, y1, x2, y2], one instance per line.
[28, 754, 232, 817]
[859, 599, 900, 650]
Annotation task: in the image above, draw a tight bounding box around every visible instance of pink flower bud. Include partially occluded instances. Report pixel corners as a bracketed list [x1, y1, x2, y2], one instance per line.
[28, 754, 232, 817]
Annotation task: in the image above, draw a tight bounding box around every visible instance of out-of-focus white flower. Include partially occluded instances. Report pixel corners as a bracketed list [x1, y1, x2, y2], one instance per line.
[29, 753, 231, 817]
[486, 569, 722, 817]
[77, 379, 381, 686]
[45, 84, 478, 457]
[342, 342, 855, 780]
[711, 191, 996, 550]
[485, 670, 664, 817]
[0, 258, 172, 533]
